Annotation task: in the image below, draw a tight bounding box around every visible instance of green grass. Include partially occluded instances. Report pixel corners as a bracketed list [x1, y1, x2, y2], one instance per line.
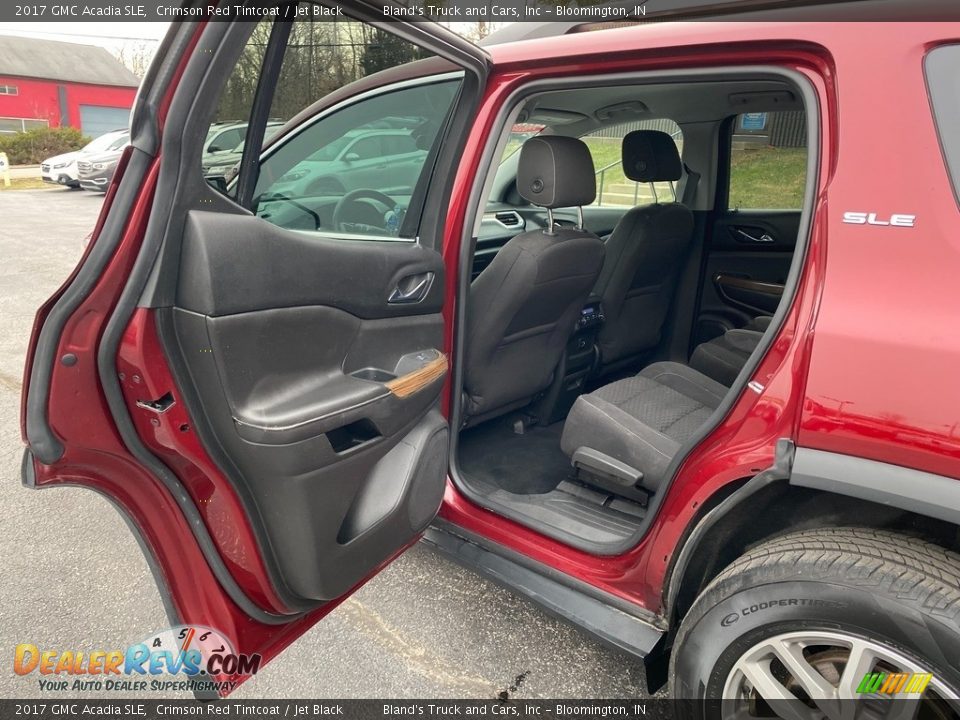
[583, 137, 677, 205]
[729, 146, 807, 209]
[0, 177, 51, 191]
[506, 135, 807, 209]
[583, 138, 623, 175]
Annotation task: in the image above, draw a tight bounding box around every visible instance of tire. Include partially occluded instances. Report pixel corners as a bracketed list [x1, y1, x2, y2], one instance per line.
[670, 528, 960, 716]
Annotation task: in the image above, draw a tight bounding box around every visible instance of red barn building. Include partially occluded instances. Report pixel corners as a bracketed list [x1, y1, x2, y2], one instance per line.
[0, 35, 139, 138]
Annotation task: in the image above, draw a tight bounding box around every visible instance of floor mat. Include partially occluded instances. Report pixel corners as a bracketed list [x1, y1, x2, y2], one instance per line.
[458, 418, 573, 495]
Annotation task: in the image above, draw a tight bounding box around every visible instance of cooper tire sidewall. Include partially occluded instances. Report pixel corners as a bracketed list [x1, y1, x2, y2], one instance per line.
[673, 580, 960, 704]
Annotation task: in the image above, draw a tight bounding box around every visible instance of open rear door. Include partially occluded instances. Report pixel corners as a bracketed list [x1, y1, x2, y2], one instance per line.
[22, 4, 489, 692]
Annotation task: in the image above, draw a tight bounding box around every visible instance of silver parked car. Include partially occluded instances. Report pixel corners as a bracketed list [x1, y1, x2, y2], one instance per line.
[259, 128, 427, 199]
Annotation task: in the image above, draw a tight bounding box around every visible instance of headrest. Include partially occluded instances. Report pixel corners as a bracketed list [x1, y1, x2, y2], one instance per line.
[622, 130, 682, 183]
[517, 136, 596, 209]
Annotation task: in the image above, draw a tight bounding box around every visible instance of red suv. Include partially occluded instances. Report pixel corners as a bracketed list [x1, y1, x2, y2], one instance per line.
[20, 6, 960, 713]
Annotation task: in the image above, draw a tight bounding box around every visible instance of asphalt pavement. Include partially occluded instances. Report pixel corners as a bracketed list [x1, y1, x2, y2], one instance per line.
[0, 189, 652, 700]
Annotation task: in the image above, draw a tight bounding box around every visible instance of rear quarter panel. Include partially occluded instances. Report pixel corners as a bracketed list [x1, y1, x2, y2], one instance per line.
[797, 28, 960, 479]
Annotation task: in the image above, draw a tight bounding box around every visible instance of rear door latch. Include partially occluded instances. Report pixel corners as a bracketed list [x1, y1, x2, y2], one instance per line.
[136, 392, 175, 414]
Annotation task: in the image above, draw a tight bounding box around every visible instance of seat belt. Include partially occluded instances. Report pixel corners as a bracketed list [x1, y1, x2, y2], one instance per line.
[681, 163, 700, 207]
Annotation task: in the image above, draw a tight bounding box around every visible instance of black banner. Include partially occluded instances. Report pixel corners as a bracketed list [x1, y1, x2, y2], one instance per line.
[0, 699, 940, 720]
[0, 700, 688, 720]
[2, 0, 959, 23]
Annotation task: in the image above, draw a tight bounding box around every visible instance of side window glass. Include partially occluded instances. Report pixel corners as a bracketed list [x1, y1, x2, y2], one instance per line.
[202, 11, 461, 240]
[210, 128, 242, 153]
[384, 135, 417, 156]
[585, 119, 683, 207]
[728, 111, 808, 210]
[925, 45, 960, 208]
[253, 78, 460, 238]
[348, 136, 382, 161]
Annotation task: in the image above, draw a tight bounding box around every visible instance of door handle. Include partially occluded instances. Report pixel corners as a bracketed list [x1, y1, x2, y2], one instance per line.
[735, 228, 775, 243]
[388, 272, 434, 304]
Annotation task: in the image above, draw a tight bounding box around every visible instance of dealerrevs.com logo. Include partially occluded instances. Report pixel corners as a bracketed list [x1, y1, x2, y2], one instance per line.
[14, 625, 261, 695]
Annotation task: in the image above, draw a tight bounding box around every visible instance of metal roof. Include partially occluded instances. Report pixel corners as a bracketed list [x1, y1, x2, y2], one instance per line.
[0, 35, 140, 88]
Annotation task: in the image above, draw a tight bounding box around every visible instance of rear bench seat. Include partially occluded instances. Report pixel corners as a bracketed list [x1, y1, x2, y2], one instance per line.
[560, 316, 772, 503]
[689, 328, 762, 386]
[688, 315, 770, 385]
[560, 362, 727, 503]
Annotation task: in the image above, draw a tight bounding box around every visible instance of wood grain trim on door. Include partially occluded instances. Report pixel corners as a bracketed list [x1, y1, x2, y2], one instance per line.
[714, 273, 785, 296]
[385, 353, 448, 398]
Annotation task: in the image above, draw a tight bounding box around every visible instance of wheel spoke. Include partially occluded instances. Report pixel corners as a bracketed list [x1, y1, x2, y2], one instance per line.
[738, 658, 821, 720]
[838, 639, 878, 699]
[768, 639, 843, 720]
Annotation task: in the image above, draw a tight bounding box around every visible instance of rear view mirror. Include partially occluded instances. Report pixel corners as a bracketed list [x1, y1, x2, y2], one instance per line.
[344, 152, 360, 162]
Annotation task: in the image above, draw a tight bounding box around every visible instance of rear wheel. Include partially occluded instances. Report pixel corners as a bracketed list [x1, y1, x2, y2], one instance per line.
[671, 528, 960, 717]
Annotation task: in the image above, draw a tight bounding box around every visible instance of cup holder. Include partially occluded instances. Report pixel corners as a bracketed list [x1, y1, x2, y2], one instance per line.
[351, 367, 397, 383]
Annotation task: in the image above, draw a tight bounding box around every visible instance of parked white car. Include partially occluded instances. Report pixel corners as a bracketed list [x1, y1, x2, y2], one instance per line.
[40, 129, 129, 189]
[40, 151, 80, 188]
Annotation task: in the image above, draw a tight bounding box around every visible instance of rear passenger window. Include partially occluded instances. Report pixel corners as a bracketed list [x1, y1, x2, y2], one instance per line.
[728, 111, 807, 210]
[925, 45, 960, 208]
[583, 119, 683, 207]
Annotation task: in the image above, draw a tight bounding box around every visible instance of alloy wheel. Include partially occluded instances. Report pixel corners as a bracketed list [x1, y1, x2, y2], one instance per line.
[721, 630, 959, 720]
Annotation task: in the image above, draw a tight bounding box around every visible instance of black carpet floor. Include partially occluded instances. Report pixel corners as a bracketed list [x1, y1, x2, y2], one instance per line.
[458, 418, 573, 495]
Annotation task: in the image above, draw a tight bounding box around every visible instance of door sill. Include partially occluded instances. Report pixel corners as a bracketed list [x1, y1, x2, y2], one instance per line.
[422, 522, 664, 661]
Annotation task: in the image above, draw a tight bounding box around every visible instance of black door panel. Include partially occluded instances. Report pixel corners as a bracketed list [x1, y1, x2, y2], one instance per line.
[694, 210, 799, 346]
[179, 212, 445, 317]
[166, 211, 449, 602]
[207, 307, 445, 445]
[712, 210, 800, 252]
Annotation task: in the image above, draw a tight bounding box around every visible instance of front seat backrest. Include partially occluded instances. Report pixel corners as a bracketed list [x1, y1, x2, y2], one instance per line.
[594, 130, 694, 373]
[464, 136, 605, 426]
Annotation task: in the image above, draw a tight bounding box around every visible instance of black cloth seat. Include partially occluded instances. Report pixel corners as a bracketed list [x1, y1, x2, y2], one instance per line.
[560, 362, 727, 501]
[689, 316, 771, 386]
[463, 136, 605, 426]
[593, 131, 694, 373]
[690, 329, 763, 386]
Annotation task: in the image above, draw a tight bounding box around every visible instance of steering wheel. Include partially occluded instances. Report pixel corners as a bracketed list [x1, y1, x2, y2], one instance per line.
[331, 189, 397, 234]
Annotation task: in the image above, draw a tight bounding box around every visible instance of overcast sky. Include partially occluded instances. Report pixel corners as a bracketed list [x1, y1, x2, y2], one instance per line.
[0, 19, 504, 47]
[0, 21, 169, 42]
[0, 22, 170, 78]
[0, 20, 506, 76]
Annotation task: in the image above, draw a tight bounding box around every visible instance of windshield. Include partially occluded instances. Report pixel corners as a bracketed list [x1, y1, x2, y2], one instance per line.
[82, 131, 126, 154]
[499, 123, 546, 164]
[106, 134, 129, 151]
